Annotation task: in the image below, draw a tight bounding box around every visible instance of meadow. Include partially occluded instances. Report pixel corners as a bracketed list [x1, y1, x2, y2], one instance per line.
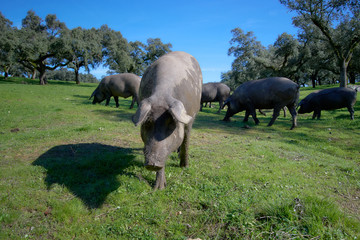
[1, 77, 359, 239]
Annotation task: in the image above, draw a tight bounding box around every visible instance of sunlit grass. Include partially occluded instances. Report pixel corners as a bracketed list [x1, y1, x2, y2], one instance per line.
[1, 77, 359, 239]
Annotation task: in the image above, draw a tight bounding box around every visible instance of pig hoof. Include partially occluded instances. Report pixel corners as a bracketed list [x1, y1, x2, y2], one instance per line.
[153, 179, 166, 190]
[153, 168, 166, 190]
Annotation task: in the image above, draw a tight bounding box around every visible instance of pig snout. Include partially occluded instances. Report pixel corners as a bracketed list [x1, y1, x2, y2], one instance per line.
[144, 160, 164, 171]
[144, 153, 165, 171]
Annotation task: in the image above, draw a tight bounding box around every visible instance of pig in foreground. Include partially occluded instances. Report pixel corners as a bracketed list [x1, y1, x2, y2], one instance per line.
[132, 51, 202, 190]
[90, 73, 140, 108]
[200, 82, 231, 113]
[223, 77, 299, 129]
[298, 87, 357, 119]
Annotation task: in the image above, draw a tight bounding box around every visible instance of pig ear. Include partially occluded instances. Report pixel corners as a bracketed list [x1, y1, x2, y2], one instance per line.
[132, 100, 152, 126]
[89, 87, 98, 99]
[169, 100, 192, 124]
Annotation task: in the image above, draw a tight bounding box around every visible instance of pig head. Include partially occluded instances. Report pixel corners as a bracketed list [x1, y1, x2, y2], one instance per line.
[133, 97, 192, 171]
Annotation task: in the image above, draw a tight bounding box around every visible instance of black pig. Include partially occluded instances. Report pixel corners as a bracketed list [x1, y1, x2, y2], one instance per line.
[90, 73, 140, 108]
[298, 87, 357, 119]
[200, 82, 231, 113]
[223, 77, 299, 129]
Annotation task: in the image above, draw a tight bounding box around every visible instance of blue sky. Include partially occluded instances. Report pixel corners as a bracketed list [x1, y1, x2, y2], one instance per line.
[2, 0, 298, 82]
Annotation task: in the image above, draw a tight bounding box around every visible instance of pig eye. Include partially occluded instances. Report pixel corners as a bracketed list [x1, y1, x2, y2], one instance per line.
[143, 120, 153, 129]
[165, 117, 176, 131]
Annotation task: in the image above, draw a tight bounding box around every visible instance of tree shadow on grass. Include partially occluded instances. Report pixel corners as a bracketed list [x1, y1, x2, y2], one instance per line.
[32, 143, 143, 209]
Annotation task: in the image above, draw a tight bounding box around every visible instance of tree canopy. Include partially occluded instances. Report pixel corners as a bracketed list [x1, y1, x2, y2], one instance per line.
[0, 11, 172, 84]
[222, 0, 360, 89]
[280, 0, 360, 87]
[0, 12, 17, 79]
[16, 10, 69, 84]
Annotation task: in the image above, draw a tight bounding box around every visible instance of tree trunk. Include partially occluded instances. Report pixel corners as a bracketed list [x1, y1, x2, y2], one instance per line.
[294, 76, 300, 85]
[39, 71, 47, 85]
[349, 71, 356, 84]
[311, 74, 317, 88]
[31, 68, 37, 79]
[339, 60, 348, 88]
[38, 64, 47, 85]
[75, 69, 80, 84]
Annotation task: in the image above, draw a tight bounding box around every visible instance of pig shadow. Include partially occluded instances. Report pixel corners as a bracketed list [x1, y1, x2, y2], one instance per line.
[32, 143, 142, 209]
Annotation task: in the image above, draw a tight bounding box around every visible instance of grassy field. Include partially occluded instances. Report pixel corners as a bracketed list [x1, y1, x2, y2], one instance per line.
[1, 77, 359, 239]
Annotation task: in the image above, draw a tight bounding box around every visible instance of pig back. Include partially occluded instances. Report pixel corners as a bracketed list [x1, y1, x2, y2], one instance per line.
[139, 51, 203, 117]
[233, 77, 299, 109]
[107, 74, 140, 98]
[310, 87, 357, 110]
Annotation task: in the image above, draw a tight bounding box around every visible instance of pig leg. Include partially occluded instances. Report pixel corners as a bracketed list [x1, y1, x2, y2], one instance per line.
[258, 109, 266, 116]
[268, 107, 281, 126]
[312, 108, 321, 119]
[312, 111, 317, 119]
[105, 97, 111, 106]
[114, 96, 119, 108]
[287, 106, 297, 130]
[347, 106, 354, 120]
[217, 101, 223, 113]
[129, 97, 135, 109]
[154, 168, 166, 190]
[243, 110, 250, 122]
[179, 123, 192, 168]
[249, 107, 260, 125]
[223, 110, 235, 121]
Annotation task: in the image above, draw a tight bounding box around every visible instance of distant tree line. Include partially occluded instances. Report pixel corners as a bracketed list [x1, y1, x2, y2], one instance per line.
[45, 68, 98, 83]
[0, 10, 172, 85]
[222, 0, 360, 89]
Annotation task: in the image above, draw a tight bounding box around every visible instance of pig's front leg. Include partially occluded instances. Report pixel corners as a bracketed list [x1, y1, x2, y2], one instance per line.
[154, 168, 166, 190]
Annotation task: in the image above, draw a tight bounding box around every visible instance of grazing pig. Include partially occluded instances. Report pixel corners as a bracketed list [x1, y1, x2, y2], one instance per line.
[90, 73, 140, 108]
[298, 87, 357, 119]
[132, 51, 202, 190]
[200, 82, 231, 113]
[223, 77, 299, 129]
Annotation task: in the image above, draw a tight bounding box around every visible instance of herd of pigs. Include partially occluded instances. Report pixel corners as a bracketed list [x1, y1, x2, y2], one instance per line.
[89, 51, 358, 189]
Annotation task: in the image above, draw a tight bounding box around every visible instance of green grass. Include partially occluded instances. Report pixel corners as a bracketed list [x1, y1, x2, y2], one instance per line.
[1, 77, 359, 239]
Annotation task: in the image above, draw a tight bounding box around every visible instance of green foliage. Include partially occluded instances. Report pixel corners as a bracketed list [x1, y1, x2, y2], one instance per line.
[1, 11, 172, 84]
[280, 0, 360, 87]
[101, 25, 172, 76]
[224, 0, 360, 88]
[100, 24, 133, 74]
[0, 13, 18, 79]
[124, 38, 172, 76]
[63, 27, 103, 84]
[1, 77, 359, 239]
[16, 10, 69, 84]
[46, 68, 98, 83]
